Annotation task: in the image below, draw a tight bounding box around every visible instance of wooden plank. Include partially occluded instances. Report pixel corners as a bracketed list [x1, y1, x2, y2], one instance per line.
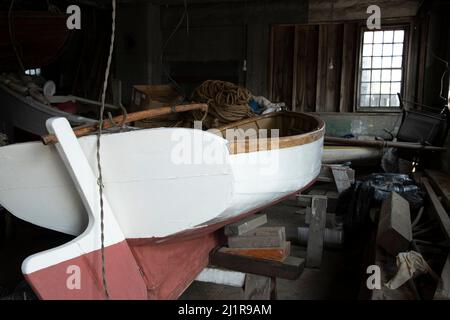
[294, 25, 318, 112]
[210, 248, 305, 280]
[376, 192, 412, 256]
[244, 274, 272, 300]
[422, 178, 450, 241]
[434, 254, 450, 300]
[224, 214, 268, 236]
[221, 242, 291, 262]
[425, 170, 450, 211]
[339, 23, 357, 112]
[331, 166, 352, 193]
[315, 24, 343, 112]
[246, 23, 269, 97]
[270, 25, 295, 108]
[306, 196, 327, 268]
[228, 227, 285, 248]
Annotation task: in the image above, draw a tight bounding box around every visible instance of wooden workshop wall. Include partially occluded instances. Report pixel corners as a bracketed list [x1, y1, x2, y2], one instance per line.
[268, 0, 423, 112]
[159, 0, 309, 97]
[270, 23, 357, 112]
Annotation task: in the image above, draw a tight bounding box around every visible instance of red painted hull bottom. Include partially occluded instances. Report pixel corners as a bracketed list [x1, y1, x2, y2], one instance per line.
[24, 182, 315, 300]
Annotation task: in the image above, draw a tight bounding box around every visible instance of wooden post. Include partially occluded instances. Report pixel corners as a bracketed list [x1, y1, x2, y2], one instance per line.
[306, 196, 327, 268]
[244, 274, 272, 300]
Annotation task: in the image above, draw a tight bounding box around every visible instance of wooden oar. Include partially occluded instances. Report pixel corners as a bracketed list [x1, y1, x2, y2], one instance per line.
[42, 103, 208, 145]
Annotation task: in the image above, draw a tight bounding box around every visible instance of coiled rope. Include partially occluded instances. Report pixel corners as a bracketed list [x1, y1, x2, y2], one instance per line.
[193, 80, 254, 126]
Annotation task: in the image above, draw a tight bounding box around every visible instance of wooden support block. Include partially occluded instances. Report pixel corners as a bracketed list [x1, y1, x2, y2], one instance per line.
[210, 248, 305, 280]
[228, 227, 285, 248]
[376, 192, 412, 256]
[422, 178, 450, 241]
[306, 196, 327, 268]
[434, 255, 450, 300]
[195, 267, 246, 288]
[224, 214, 267, 236]
[220, 242, 291, 262]
[331, 166, 352, 194]
[318, 165, 355, 185]
[244, 274, 272, 300]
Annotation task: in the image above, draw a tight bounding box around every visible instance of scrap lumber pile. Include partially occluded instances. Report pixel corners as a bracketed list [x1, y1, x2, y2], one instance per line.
[369, 171, 450, 300]
[203, 214, 305, 300]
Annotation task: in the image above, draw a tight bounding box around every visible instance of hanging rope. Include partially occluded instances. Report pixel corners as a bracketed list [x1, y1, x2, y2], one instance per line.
[96, 0, 116, 299]
[193, 80, 254, 126]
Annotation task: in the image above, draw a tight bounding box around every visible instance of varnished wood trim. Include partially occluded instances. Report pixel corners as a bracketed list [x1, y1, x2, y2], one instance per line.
[217, 111, 325, 154]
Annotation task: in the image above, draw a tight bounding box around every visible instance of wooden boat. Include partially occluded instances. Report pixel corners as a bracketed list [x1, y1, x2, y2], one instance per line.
[0, 109, 324, 299]
[0, 82, 96, 140]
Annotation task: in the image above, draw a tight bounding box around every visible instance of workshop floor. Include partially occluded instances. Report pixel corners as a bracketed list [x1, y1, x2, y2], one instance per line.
[180, 199, 363, 300]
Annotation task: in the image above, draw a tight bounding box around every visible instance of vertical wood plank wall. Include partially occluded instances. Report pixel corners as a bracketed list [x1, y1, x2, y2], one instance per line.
[270, 23, 358, 112]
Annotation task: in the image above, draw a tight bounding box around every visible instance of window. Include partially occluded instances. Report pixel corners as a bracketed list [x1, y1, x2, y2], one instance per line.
[25, 68, 41, 76]
[357, 27, 407, 110]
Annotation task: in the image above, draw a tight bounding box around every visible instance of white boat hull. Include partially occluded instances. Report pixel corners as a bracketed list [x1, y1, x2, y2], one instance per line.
[0, 126, 323, 239]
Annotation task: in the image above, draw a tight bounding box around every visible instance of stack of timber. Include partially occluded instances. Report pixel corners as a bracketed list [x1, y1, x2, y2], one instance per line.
[209, 214, 305, 282]
[223, 215, 291, 262]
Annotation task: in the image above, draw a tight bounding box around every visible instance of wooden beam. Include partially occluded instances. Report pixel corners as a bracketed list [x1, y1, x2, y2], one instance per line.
[224, 214, 268, 236]
[228, 227, 285, 248]
[425, 170, 450, 211]
[422, 178, 450, 241]
[306, 196, 327, 268]
[376, 192, 412, 257]
[210, 248, 305, 280]
[339, 23, 357, 112]
[220, 242, 291, 262]
[244, 274, 272, 300]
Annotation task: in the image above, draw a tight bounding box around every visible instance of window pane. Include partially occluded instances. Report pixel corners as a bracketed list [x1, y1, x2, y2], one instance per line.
[374, 31, 383, 43]
[380, 95, 391, 107]
[381, 70, 391, 82]
[373, 44, 383, 56]
[362, 57, 372, 68]
[383, 44, 393, 56]
[391, 82, 401, 94]
[371, 82, 381, 94]
[362, 70, 371, 82]
[392, 56, 402, 68]
[363, 44, 373, 56]
[384, 31, 394, 43]
[371, 94, 380, 106]
[393, 43, 403, 55]
[382, 56, 392, 68]
[361, 82, 370, 94]
[394, 30, 404, 43]
[381, 82, 391, 94]
[360, 95, 370, 106]
[358, 28, 405, 109]
[391, 94, 400, 106]
[372, 57, 382, 68]
[364, 31, 374, 43]
[392, 69, 402, 81]
[372, 70, 381, 82]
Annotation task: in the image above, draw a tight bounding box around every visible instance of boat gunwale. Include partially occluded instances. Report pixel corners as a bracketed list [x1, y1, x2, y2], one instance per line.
[0, 83, 96, 125]
[215, 111, 325, 154]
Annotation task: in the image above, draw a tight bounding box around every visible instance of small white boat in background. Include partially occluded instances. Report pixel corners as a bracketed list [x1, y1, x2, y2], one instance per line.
[0, 109, 324, 299]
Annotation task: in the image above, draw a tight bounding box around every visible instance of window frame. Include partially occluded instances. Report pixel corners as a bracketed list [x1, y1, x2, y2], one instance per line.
[355, 23, 410, 112]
